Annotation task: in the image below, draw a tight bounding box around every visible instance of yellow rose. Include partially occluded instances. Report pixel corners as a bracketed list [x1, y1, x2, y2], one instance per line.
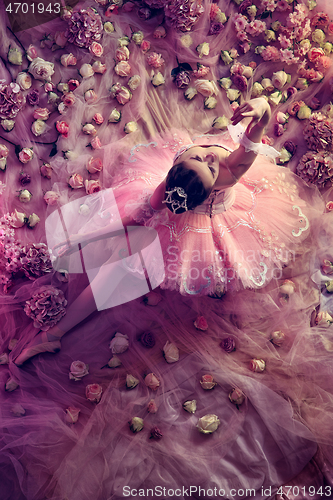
[312, 29, 325, 44]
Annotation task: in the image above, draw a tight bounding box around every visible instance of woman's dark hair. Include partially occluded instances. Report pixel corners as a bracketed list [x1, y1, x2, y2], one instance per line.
[164, 162, 212, 214]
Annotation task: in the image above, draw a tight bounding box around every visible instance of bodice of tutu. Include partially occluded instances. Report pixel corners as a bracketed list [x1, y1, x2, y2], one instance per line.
[192, 187, 236, 216]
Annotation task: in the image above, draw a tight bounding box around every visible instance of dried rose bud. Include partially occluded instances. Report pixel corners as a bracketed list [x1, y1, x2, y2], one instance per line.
[19, 172, 31, 185]
[163, 341, 179, 363]
[183, 400, 197, 414]
[64, 407, 80, 424]
[249, 358, 266, 372]
[150, 426, 163, 439]
[220, 337, 236, 353]
[229, 387, 245, 405]
[109, 332, 129, 354]
[174, 71, 191, 89]
[270, 330, 285, 346]
[108, 355, 122, 368]
[145, 373, 160, 390]
[147, 399, 158, 413]
[129, 417, 144, 433]
[194, 316, 208, 331]
[126, 374, 139, 389]
[140, 331, 155, 348]
[200, 374, 216, 390]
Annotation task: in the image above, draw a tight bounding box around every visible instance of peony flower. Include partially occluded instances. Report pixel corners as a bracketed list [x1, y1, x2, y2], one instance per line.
[28, 57, 54, 82]
[174, 71, 191, 89]
[68, 173, 84, 189]
[220, 337, 236, 353]
[152, 72, 165, 87]
[129, 417, 144, 433]
[150, 426, 163, 439]
[163, 341, 179, 363]
[212, 116, 230, 130]
[64, 407, 80, 423]
[5, 377, 19, 392]
[126, 374, 139, 389]
[10, 209, 26, 228]
[147, 52, 164, 68]
[200, 374, 216, 390]
[86, 383, 103, 403]
[10, 403, 25, 416]
[31, 119, 46, 136]
[60, 53, 77, 67]
[140, 331, 155, 348]
[56, 121, 69, 138]
[89, 42, 103, 57]
[90, 137, 102, 150]
[249, 358, 266, 372]
[196, 42, 210, 58]
[145, 373, 160, 390]
[92, 61, 106, 74]
[109, 332, 129, 354]
[24, 286, 67, 330]
[27, 213, 40, 229]
[16, 72, 32, 90]
[18, 189, 32, 203]
[315, 311, 333, 327]
[232, 74, 248, 92]
[40, 163, 52, 179]
[108, 108, 121, 123]
[197, 414, 220, 434]
[69, 360, 89, 381]
[270, 330, 286, 346]
[183, 400, 197, 413]
[229, 387, 245, 405]
[194, 315, 208, 331]
[87, 157, 103, 173]
[0, 353, 9, 365]
[82, 123, 97, 136]
[108, 355, 122, 368]
[85, 179, 101, 194]
[79, 63, 94, 78]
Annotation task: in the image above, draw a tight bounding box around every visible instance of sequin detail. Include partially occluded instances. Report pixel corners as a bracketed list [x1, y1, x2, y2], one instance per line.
[128, 142, 158, 162]
[249, 262, 268, 286]
[292, 205, 309, 237]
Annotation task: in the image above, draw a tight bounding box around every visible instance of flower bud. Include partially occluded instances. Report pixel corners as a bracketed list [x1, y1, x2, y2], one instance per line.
[183, 400, 197, 413]
[197, 414, 220, 434]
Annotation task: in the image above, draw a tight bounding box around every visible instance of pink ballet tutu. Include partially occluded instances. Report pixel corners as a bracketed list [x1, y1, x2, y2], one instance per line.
[111, 129, 323, 296]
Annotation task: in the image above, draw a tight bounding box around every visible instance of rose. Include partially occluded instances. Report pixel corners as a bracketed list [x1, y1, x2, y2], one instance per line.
[197, 414, 220, 434]
[54, 31, 67, 48]
[150, 426, 163, 440]
[31, 119, 46, 136]
[312, 29, 325, 44]
[85, 179, 101, 194]
[218, 77, 232, 90]
[108, 355, 122, 368]
[79, 64, 94, 78]
[28, 57, 54, 82]
[249, 358, 266, 372]
[118, 36, 130, 47]
[229, 387, 245, 405]
[0, 144, 9, 159]
[196, 42, 210, 58]
[193, 64, 210, 78]
[132, 31, 144, 44]
[1, 119, 14, 131]
[62, 93, 75, 108]
[297, 105, 311, 120]
[296, 78, 308, 90]
[33, 108, 50, 121]
[44, 191, 59, 205]
[92, 61, 106, 74]
[11, 403, 25, 416]
[109, 332, 129, 353]
[69, 360, 89, 381]
[10, 209, 26, 228]
[115, 61, 131, 77]
[183, 400, 197, 413]
[220, 337, 236, 353]
[274, 123, 284, 137]
[124, 121, 137, 134]
[85, 383, 103, 403]
[325, 280, 333, 292]
[316, 56, 332, 72]
[270, 330, 285, 346]
[147, 52, 164, 68]
[326, 202, 333, 212]
[40, 163, 52, 179]
[272, 70, 290, 89]
[315, 311, 333, 327]
[280, 279, 295, 295]
[5, 377, 19, 392]
[141, 40, 151, 53]
[143, 291, 162, 305]
[68, 173, 84, 189]
[87, 157, 103, 174]
[308, 47, 325, 63]
[65, 407, 80, 423]
[0, 353, 9, 365]
[68, 79, 80, 91]
[26, 44, 37, 61]
[147, 399, 158, 413]
[145, 373, 160, 390]
[60, 53, 77, 67]
[268, 91, 282, 106]
[212, 116, 230, 130]
[108, 108, 121, 123]
[194, 315, 208, 330]
[104, 21, 115, 34]
[92, 113, 104, 125]
[27, 213, 40, 228]
[278, 147, 292, 164]
[232, 74, 248, 92]
[8, 47, 22, 65]
[19, 172, 31, 185]
[221, 50, 233, 64]
[226, 89, 240, 102]
[283, 140, 297, 155]
[89, 41, 103, 57]
[154, 25, 166, 38]
[16, 72, 32, 90]
[200, 374, 216, 390]
[115, 46, 130, 62]
[140, 331, 155, 348]
[48, 92, 59, 105]
[204, 96, 217, 109]
[19, 148, 34, 163]
[129, 417, 144, 433]
[288, 100, 305, 116]
[261, 78, 274, 92]
[82, 124, 97, 136]
[126, 374, 139, 389]
[27, 89, 39, 106]
[306, 69, 323, 83]
[56, 121, 69, 138]
[163, 341, 179, 363]
[90, 137, 102, 150]
[116, 87, 132, 105]
[276, 112, 288, 125]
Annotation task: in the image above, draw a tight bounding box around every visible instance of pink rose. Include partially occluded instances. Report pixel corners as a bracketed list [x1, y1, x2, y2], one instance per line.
[229, 387, 245, 405]
[44, 191, 59, 205]
[68, 173, 84, 189]
[115, 61, 131, 77]
[89, 42, 103, 57]
[145, 373, 160, 390]
[62, 92, 75, 107]
[84, 90, 97, 104]
[54, 31, 67, 48]
[56, 120, 69, 138]
[87, 156, 103, 173]
[26, 44, 38, 61]
[33, 108, 50, 120]
[90, 136, 102, 150]
[194, 315, 208, 331]
[40, 162, 52, 179]
[64, 407, 80, 424]
[28, 57, 54, 82]
[326, 201, 333, 211]
[200, 374, 216, 390]
[82, 123, 97, 136]
[147, 399, 158, 413]
[85, 179, 101, 194]
[109, 332, 129, 354]
[0, 144, 9, 158]
[115, 46, 130, 62]
[19, 148, 34, 163]
[16, 72, 32, 90]
[274, 123, 284, 137]
[69, 360, 89, 381]
[93, 113, 104, 125]
[116, 87, 132, 105]
[305, 69, 323, 83]
[92, 61, 106, 74]
[249, 358, 266, 372]
[232, 74, 248, 92]
[44, 82, 54, 92]
[276, 112, 288, 124]
[60, 53, 77, 67]
[308, 47, 325, 63]
[68, 79, 80, 91]
[146, 52, 165, 68]
[10, 209, 26, 228]
[328, 22, 333, 36]
[141, 40, 151, 53]
[85, 383, 103, 403]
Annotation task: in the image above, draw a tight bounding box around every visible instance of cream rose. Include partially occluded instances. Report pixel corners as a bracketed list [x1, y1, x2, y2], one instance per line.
[229, 387, 245, 405]
[69, 360, 89, 381]
[218, 77, 232, 90]
[270, 330, 286, 346]
[194, 79, 219, 97]
[145, 373, 160, 390]
[115, 46, 130, 61]
[16, 72, 32, 90]
[68, 173, 84, 189]
[60, 53, 77, 67]
[84, 90, 97, 104]
[312, 28, 325, 44]
[79, 63, 94, 78]
[18, 189, 32, 203]
[183, 400, 197, 413]
[226, 88, 240, 102]
[31, 119, 47, 136]
[115, 61, 131, 77]
[33, 108, 51, 120]
[221, 50, 233, 64]
[116, 87, 132, 105]
[8, 47, 22, 65]
[197, 414, 220, 434]
[268, 91, 282, 106]
[163, 341, 179, 363]
[27, 213, 40, 228]
[204, 96, 218, 109]
[251, 82, 264, 97]
[92, 61, 107, 74]
[108, 108, 121, 123]
[108, 355, 122, 368]
[10, 209, 26, 228]
[82, 123, 97, 136]
[104, 21, 115, 34]
[212, 116, 230, 130]
[64, 407, 80, 424]
[124, 121, 138, 134]
[196, 42, 210, 58]
[1, 119, 14, 131]
[44, 191, 59, 205]
[184, 87, 197, 100]
[28, 57, 54, 82]
[129, 417, 144, 433]
[280, 279, 295, 295]
[297, 105, 312, 120]
[128, 75, 141, 90]
[85, 383, 103, 403]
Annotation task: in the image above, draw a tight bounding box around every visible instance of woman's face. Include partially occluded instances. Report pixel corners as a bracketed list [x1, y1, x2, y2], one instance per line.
[175, 146, 220, 190]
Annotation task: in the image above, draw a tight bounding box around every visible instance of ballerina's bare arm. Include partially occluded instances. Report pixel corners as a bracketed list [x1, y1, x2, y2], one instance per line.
[224, 97, 271, 181]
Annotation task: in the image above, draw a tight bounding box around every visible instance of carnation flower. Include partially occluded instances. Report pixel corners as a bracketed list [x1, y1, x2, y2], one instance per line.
[24, 286, 67, 330]
[164, 0, 204, 32]
[65, 7, 103, 49]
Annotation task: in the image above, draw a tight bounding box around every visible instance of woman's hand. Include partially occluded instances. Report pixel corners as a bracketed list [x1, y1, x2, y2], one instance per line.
[231, 98, 270, 131]
[53, 233, 87, 257]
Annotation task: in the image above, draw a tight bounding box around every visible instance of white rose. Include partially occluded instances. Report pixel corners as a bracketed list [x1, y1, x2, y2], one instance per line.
[0, 158, 6, 170]
[18, 189, 32, 203]
[31, 119, 46, 136]
[183, 400, 197, 413]
[128, 75, 141, 90]
[221, 50, 233, 64]
[316, 311, 333, 327]
[1, 119, 15, 131]
[271, 70, 290, 89]
[79, 63, 94, 78]
[197, 414, 220, 434]
[261, 78, 274, 92]
[16, 72, 32, 90]
[278, 147, 291, 164]
[163, 341, 179, 363]
[280, 279, 296, 295]
[226, 88, 240, 101]
[196, 42, 210, 58]
[268, 91, 282, 106]
[28, 57, 54, 82]
[82, 123, 97, 136]
[212, 116, 230, 130]
[129, 417, 144, 433]
[270, 330, 286, 346]
[194, 79, 219, 97]
[218, 77, 232, 90]
[124, 121, 138, 134]
[108, 355, 122, 368]
[92, 61, 107, 74]
[108, 108, 121, 123]
[109, 332, 129, 353]
[104, 21, 115, 34]
[251, 82, 264, 97]
[229, 387, 245, 405]
[151, 72, 165, 87]
[184, 87, 197, 100]
[27, 213, 40, 228]
[204, 96, 218, 109]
